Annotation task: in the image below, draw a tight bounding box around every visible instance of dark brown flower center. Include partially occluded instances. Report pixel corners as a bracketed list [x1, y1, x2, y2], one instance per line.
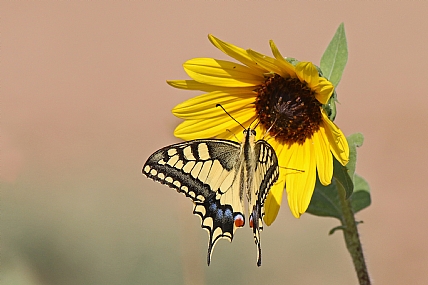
[255, 74, 322, 144]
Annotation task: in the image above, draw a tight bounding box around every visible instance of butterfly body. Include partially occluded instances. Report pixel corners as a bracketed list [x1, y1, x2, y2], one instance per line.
[143, 128, 279, 266]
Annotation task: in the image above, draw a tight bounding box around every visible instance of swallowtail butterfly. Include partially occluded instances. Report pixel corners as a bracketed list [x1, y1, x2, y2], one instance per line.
[142, 124, 279, 266]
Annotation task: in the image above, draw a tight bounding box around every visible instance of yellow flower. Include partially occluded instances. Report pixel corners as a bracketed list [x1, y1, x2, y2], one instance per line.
[167, 35, 349, 224]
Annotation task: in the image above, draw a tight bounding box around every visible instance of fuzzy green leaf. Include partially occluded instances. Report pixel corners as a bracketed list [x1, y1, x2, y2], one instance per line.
[350, 174, 371, 213]
[307, 174, 371, 220]
[333, 156, 353, 199]
[320, 23, 348, 88]
[346, 133, 364, 183]
[320, 24, 347, 122]
[306, 179, 342, 219]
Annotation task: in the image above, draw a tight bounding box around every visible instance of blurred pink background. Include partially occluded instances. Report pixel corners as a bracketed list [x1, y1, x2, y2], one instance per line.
[2, 2, 427, 284]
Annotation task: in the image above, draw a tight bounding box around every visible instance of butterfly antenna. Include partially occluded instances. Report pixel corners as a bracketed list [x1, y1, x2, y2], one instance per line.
[216, 104, 246, 130]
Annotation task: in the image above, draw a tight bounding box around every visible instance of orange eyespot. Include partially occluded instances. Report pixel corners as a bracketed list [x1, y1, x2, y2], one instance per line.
[234, 215, 245, 227]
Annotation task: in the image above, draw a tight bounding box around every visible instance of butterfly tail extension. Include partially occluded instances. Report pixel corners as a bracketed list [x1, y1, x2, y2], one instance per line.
[193, 194, 245, 265]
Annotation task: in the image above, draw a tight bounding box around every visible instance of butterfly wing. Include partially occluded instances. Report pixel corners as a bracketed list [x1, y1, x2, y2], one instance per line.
[250, 139, 280, 266]
[254, 140, 280, 210]
[143, 139, 245, 265]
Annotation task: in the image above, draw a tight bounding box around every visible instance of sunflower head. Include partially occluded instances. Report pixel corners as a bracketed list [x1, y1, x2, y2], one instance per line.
[168, 35, 349, 223]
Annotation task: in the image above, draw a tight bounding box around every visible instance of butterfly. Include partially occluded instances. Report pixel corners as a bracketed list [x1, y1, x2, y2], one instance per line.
[142, 123, 279, 266]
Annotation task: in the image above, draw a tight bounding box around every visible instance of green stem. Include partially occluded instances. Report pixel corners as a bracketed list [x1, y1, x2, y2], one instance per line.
[337, 185, 371, 285]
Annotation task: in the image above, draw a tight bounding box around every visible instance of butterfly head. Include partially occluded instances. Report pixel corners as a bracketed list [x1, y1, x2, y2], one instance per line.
[243, 128, 257, 145]
[243, 128, 256, 136]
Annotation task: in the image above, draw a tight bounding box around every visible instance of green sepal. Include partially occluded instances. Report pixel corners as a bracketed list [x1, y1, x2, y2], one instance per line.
[285, 57, 299, 66]
[323, 90, 337, 121]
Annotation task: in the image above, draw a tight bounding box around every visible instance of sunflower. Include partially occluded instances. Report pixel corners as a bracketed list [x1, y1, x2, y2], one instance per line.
[167, 35, 349, 224]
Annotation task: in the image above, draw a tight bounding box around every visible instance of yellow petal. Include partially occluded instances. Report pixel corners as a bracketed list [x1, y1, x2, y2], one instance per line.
[298, 140, 317, 215]
[184, 58, 264, 87]
[321, 110, 349, 166]
[273, 142, 296, 215]
[174, 109, 255, 140]
[246, 49, 284, 75]
[315, 77, 334, 104]
[263, 178, 286, 226]
[312, 129, 333, 186]
[269, 40, 296, 77]
[280, 140, 317, 218]
[172, 91, 255, 119]
[166, 80, 258, 94]
[295, 62, 319, 89]
[208, 34, 266, 72]
[167, 80, 214, 91]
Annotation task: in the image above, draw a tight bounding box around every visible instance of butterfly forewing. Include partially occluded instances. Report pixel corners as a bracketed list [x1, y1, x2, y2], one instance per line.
[144, 140, 238, 200]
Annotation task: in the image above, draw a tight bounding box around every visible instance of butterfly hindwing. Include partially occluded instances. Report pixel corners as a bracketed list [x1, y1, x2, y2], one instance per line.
[255, 140, 280, 210]
[250, 140, 280, 266]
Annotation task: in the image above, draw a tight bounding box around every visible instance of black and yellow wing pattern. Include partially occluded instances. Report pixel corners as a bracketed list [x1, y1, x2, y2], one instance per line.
[142, 128, 279, 266]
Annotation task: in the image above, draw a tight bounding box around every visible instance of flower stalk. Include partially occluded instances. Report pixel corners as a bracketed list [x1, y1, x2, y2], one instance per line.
[337, 183, 371, 285]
